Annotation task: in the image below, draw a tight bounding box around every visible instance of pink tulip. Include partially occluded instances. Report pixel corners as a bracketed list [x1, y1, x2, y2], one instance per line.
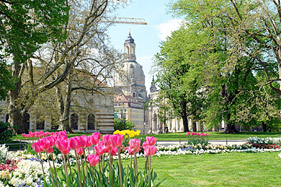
[22, 133, 26, 137]
[55, 138, 68, 151]
[146, 136, 157, 146]
[62, 146, 70, 155]
[144, 145, 157, 157]
[142, 141, 149, 149]
[76, 147, 84, 155]
[112, 134, 123, 147]
[89, 134, 99, 146]
[186, 132, 190, 136]
[69, 137, 79, 150]
[78, 135, 87, 148]
[102, 135, 113, 147]
[39, 138, 51, 150]
[94, 145, 105, 156]
[129, 139, 141, 153]
[92, 132, 100, 140]
[85, 136, 92, 148]
[46, 147, 53, 154]
[126, 147, 134, 155]
[32, 142, 43, 153]
[87, 154, 99, 166]
[108, 146, 117, 156]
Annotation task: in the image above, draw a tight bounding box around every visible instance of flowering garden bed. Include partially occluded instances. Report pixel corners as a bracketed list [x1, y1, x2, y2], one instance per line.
[1, 131, 281, 187]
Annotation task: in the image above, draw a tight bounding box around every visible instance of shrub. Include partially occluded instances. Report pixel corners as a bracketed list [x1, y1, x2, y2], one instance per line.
[114, 118, 135, 130]
[0, 122, 14, 143]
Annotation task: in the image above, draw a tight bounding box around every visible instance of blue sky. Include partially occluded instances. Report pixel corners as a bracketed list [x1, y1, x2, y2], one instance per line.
[107, 0, 182, 93]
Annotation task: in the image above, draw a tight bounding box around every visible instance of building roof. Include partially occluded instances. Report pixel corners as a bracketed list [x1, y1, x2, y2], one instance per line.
[125, 33, 134, 43]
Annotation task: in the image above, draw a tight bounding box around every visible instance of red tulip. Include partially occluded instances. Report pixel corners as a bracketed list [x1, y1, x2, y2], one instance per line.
[76, 147, 84, 155]
[78, 135, 87, 148]
[46, 147, 53, 154]
[146, 136, 157, 146]
[108, 146, 117, 156]
[62, 146, 70, 155]
[102, 135, 113, 147]
[112, 134, 123, 147]
[89, 134, 99, 146]
[32, 142, 43, 153]
[129, 139, 141, 153]
[85, 136, 92, 148]
[142, 141, 149, 149]
[144, 145, 157, 157]
[87, 154, 99, 166]
[126, 147, 134, 155]
[92, 132, 100, 140]
[55, 138, 68, 151]
[69, 137, 79, 150]
[94, 145, 105, 156]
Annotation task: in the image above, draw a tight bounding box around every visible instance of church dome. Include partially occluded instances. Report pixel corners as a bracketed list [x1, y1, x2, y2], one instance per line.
[125, 33, 134, 43]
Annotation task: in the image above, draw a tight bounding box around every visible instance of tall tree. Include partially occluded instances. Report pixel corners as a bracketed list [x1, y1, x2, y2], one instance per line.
[155, 27, 206, 132]
[6, 0, 116, 133]
[170, 0, 281, 133]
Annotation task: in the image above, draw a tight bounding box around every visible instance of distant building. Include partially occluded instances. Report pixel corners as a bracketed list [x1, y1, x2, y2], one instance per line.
[0, 72, 115, 133]
[114, 33, 149, 133]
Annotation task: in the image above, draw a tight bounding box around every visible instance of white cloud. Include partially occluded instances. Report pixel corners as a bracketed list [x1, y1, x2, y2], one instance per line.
[155, 19, 183, 41]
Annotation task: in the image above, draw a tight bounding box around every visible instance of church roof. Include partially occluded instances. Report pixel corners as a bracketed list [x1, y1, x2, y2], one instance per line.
[125, 33, 134, 43]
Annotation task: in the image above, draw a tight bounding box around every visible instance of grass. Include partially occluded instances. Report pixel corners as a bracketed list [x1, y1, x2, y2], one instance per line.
[11, 131, 281, 141]
[130, 152, 281, 186]
[139, 131, 281, 141]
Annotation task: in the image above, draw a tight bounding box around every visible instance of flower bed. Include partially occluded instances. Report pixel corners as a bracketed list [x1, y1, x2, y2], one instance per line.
[247, 137, 281, 149]
[0, 131, 159, 187]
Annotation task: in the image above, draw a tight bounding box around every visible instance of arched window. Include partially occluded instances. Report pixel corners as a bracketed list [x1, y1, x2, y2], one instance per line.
[5, 114, 9, 123]
[126, 46, 130, 54]
[71, 113, 78, 130]
[36, 119, 44, 130]
[88, 114, 95, 130]
[131, 46, 134, 54]
[130, 64, 134, 68]
[24, 113, 30, 130]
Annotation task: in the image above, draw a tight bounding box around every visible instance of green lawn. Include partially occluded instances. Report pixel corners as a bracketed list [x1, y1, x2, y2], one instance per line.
[12, 131, 281, 141]
[133, 152, 281, 187]
[140, 131, 281, 141]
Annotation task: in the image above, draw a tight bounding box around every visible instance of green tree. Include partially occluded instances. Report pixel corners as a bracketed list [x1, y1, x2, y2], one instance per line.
[114, 118, 134, 131]
[155, 27, 207, 132]
[170, 0, 281, 132]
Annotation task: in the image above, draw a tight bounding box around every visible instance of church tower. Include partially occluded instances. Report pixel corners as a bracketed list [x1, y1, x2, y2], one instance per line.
[124, 33, 136, 62]
[115, 33, 147, 103]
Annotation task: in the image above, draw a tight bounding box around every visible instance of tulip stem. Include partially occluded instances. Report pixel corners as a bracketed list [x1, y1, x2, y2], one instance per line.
[118, 148, 123, 187]
[46, 153, 56, 186]
[134, 152, 138, 187]
[145, 156, 148, 171]
[66, 155, 73, 183]
[98, 157, 102, 182]
[38, 153, 45, 178]
[92, 166, 95, 187]
[148, 156, 151, 187]
[75, 152, 82, 187]
[62, 154, 69, 187]
[110, 155, 113, 187]
[80, 155, 86, 181]
[83, 148, 88, 180]
[51, 153, 57, 176]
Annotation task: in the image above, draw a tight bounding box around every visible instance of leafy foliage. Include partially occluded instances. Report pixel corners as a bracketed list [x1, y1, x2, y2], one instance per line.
[0, 122, 14, 143]
[114, 118, 135, 131]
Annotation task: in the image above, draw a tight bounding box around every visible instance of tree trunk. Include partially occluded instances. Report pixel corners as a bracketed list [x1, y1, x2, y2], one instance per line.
[58, 75, 73, 133]
[262, 122, 267, 132]
[225, 123, 238, 133]
[192, 121, 197, 132]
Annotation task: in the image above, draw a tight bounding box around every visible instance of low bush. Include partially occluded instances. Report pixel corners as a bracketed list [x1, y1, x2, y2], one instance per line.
[0, 122, 14, 143]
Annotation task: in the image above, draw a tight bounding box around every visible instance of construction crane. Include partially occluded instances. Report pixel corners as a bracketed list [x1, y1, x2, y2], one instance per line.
[100, 17, 147, 25]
